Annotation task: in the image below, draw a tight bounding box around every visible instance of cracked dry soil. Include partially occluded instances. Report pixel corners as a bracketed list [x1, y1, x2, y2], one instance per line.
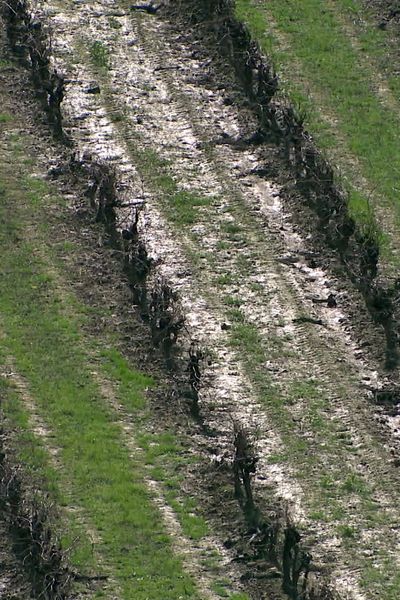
[3, 0, 400, 599]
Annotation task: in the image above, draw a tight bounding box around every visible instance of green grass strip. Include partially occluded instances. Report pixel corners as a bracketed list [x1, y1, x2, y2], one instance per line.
[0, 149, 199, 600]
[235, 0, 400, 261]
[331, 0, 400, 95]
[0, 375, 100, 578]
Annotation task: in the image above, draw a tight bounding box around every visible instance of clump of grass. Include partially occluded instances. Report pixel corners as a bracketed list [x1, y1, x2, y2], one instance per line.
[109, 110, 125, 123]
[227, 307, 245, 322]
[223, 295, 242, 307]
[216, 273, 234, 286]
[108, 16, 122, 29]
[89, 40, 109, 69]
[319, 475, 336, 491]
[342, 473, 368, 495]
[216, 240, 230, 251]
[0, 112, 13, 123]
[168, 496, 209, 541]
[337, 524, 357, 539]
[221, 221, 241, 236]
[211, 579, 231, 597]
[169, 191, 212, 225]
[0, 58, 13, 68]
[309, 510, 326, 521]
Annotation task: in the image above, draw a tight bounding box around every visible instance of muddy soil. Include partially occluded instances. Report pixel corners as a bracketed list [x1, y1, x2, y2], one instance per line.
[4, 1, 400, 599]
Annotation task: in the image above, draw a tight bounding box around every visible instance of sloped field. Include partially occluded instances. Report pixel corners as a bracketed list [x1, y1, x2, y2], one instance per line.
[1, 1, 400, 599]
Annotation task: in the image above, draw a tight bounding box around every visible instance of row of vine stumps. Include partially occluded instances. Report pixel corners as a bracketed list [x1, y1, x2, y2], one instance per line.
[2, 0, 68, 142]
[76, 153, 337, 600]
[1, 1, 347, 599]
[172, 0, 400, 371]
[0, 426, 71, 599]
[60, 71, 338, 600]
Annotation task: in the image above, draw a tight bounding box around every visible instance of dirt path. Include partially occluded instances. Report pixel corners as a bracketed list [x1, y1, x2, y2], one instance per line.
[3, 0, 400, 598]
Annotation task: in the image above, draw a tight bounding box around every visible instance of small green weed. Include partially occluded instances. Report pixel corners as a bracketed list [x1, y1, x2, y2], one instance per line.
[223, 295, 242, 307]
[320, 475, 336, 491]
[309, 510, 326, 521]
[267, 452, 288, 464]
[216, 240, 230, 251]
[0, 59, 12, 68]
[90, 40, 109, 69]
[221, 221, 241, 236]
[216, 273, 234, 286]
[169, 191, 212, 225]
[211, 579, 231, 598]
[337, 524, 357, 539]
[0, 113, 13, 123]
[108, 16, 122, 29]
[227, 308, 245, 323]
[342, 473, 368, 495]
